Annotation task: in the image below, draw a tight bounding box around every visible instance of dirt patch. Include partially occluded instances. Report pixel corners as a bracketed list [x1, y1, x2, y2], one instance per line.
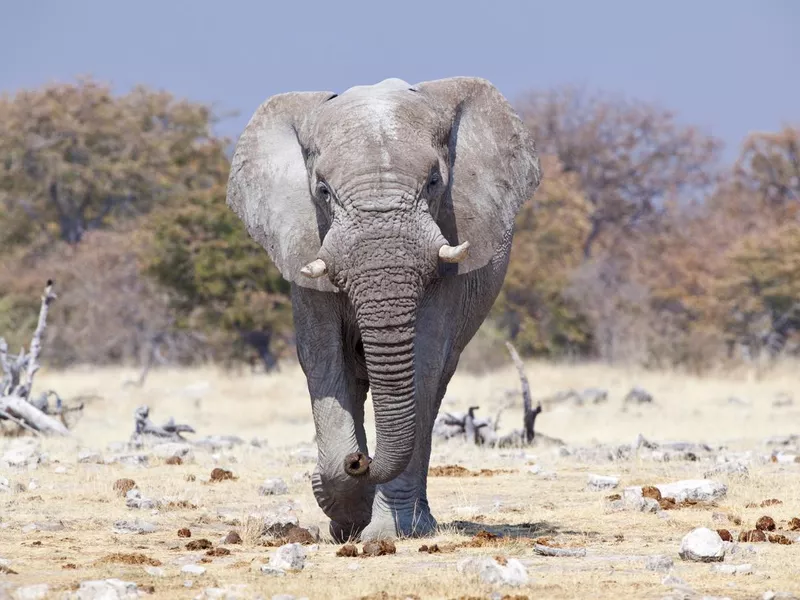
[62, 563, 77, 570]
[209, 468, 235, 482]
[418, 544, 441, 553]
[97, 553, 161, 567]
[112, 478, 136, 497]
[756, 516, 776, 531]
[761, 498, 783, 507]
[177, 528, 191, 538]
[362, 540, 397, 557]
[283, 525, 317, 545]
[186, 539, 213, 551]
[428, 465, 513, 477]
[642, 486, 661, 500]
[0, 565, 18, 575]
[789, 518, 800, 531]
[163, 500, 197, 510]
[165, 456, 183, 465]
[336, 544, 358, 557]
[206, 547, 231, 556]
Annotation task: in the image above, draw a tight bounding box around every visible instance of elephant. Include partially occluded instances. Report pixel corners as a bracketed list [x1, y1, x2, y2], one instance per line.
[226, 77, 541, 541]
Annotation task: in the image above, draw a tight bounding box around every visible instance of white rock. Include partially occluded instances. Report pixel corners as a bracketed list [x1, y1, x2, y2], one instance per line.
[105, 453, 148, 467]
[153, 443, 194, 460]
[112, 519, 156, 534]
[679, 527, 725, 562]
[772, 452, 799, 464]
[268, 543, 305, 571]
[78, 450, 103, 464]
[2, 444, 41, 467]
[125, 488, 157, 510]
[195, 585, 248, 599]
[260, 565, 286, 576]
[144, 566, 164, 577]
[54, 466, 68, 474]
[586, 474, 619, 491]
[712, 563, 753, 575]
[656, 479, 727, 502]
[704, 463, 749, 478]
[258, 478, 289, 496]
[12, 584, 49, 600]
[457, 557, 528, 587]
[182, 564, 206, 575]
[69, 579, 139, 600]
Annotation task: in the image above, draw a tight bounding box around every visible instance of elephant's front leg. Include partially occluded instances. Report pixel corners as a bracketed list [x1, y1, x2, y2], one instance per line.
[291, 286, 373, 541]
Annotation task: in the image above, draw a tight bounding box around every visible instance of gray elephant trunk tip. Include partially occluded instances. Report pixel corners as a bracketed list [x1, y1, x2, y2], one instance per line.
[344, 451, 371, 477]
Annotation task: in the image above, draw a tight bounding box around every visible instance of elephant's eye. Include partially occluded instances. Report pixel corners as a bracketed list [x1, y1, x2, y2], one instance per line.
[426, 171, 442, 194]
[316, 181, 332, 202]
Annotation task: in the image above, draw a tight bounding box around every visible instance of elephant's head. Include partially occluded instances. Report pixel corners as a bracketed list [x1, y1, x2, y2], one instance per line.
[227, 77, 540, 485]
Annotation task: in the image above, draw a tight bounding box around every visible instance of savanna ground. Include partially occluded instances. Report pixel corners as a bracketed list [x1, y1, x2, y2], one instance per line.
[2, 359, 800, 600]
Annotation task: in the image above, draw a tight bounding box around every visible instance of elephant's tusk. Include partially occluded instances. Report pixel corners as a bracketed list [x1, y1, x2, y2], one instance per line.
[300, 258, 328, 278]
[438, 241, 470, 263]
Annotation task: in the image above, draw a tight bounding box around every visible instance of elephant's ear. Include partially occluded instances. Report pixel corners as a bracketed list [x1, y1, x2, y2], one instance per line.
[416, 77, 541, 275]
[227, 91, 339, 293]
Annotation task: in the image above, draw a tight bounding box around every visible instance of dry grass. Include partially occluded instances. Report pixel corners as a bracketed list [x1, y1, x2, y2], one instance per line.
[1, 359, 800, 599]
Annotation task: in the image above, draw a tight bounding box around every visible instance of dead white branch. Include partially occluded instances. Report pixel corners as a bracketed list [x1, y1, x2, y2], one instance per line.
[130, 405, 196, 445]
[533, 544, 587, 557]
[0, 280, 72, 436]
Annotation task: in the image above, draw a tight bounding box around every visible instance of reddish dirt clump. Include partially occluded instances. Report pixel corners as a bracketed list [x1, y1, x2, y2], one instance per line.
[284, 525, 317, 545]
[186, 539, 213, 551]
[756, 516, 776, 531]
[362, 540, 397, 557]
[62, 563, 77, 570]
[112, 478, 136, 497]
[641, 486, 662, 500]
[336, 544, 359, 557]
[739, 529, 767, 542]
[418, 544, 441, 553]
[209, 468, 235, 482]
[428, 465, 473, 477]
[761, 498, 782, 507]
[165, 456, 183, 465]
[206, 547, 231, 556]
[768, 534, 793, 545]
[789, 518, 800, 531]
[716, 529, 733, 542]
[223, 531, 243, 545]
[97, 553, 162, 566]
[177, 528, 191, 538]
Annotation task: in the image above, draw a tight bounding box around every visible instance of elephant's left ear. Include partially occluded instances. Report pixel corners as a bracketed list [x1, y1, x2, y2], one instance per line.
[415, 77, 541, 275]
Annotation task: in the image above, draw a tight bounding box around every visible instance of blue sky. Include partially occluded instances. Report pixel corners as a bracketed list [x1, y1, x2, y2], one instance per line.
[2, 0, 798, 162]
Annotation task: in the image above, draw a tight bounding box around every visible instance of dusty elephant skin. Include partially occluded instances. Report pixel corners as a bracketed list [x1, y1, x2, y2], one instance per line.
[226, 77, 541, 542]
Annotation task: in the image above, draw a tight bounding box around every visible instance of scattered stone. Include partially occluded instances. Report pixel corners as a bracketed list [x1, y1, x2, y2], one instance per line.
[258, 478, 289, 496]
[105, 453, 149, 467]
[12, 584, 49, 600]
[68, 579, 139, 600]
[1, 444, 41, 468]
[209, 468, 235, 482]
[206, 547, 231, 556]
[679, 527, 725, 562]
[268, 543, 306, 571]
[336, 544, 358, 557]
[125, 488, 157, 510]
[222, 531, 242, 545]
[704, 462, 749, 478]
[259, 565, 286, 577]
[586, 474, 619, 491]
[259, 513, 300, 538]
[112, 479, 136, 497]
[756, 516, 776, 531]
[624, 386, 653, 405]
[182, 564, 206, 575]
[153, 442, 194, 460]
[716, 529, 733, 542]
[361, 540, 396, 557]
[761, 498, 783, 507]
[656, 479, 727, 503]
[713, 563, 753, 575]
[22, 520, 65, 533]
[186, 539, 213, 551]
[77, 450, 103, 464]
[738, 530, 767, 543]
[194, 436, 245, 451]
[419, 544, 441, 554]
[144, 566, 164, 577]
[112, 519, 156, 535]
[645, 555, 674, 572]
[789, 517, 800, 531]
[456, 556, 528, 587]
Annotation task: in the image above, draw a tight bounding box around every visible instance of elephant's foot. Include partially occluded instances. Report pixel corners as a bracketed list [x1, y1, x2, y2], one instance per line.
[359, 496, 437, 541]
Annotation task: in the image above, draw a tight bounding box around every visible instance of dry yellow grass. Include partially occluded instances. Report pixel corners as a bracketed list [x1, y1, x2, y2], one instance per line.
[2, 359, 800, 600]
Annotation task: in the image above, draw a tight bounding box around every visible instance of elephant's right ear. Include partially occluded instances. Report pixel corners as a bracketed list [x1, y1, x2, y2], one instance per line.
[227, 91, 339, 293]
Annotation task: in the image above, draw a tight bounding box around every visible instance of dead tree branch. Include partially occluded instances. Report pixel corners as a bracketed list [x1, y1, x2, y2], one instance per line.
[130, 405, 196, 445]
[0, 280, 71, 436]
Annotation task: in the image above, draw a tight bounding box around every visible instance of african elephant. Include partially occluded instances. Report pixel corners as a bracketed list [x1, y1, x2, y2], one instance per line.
[226, 77, 541, 541]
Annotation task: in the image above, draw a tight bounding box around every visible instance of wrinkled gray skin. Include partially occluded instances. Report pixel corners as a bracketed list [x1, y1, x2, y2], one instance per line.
[227, 77, 540, 541]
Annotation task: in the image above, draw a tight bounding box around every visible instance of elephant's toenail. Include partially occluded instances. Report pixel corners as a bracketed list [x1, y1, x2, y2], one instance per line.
[344, 452, 371, 476]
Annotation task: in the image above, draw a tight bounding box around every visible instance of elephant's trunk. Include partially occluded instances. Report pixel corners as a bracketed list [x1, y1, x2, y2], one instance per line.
[347, 272, 420, 485]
